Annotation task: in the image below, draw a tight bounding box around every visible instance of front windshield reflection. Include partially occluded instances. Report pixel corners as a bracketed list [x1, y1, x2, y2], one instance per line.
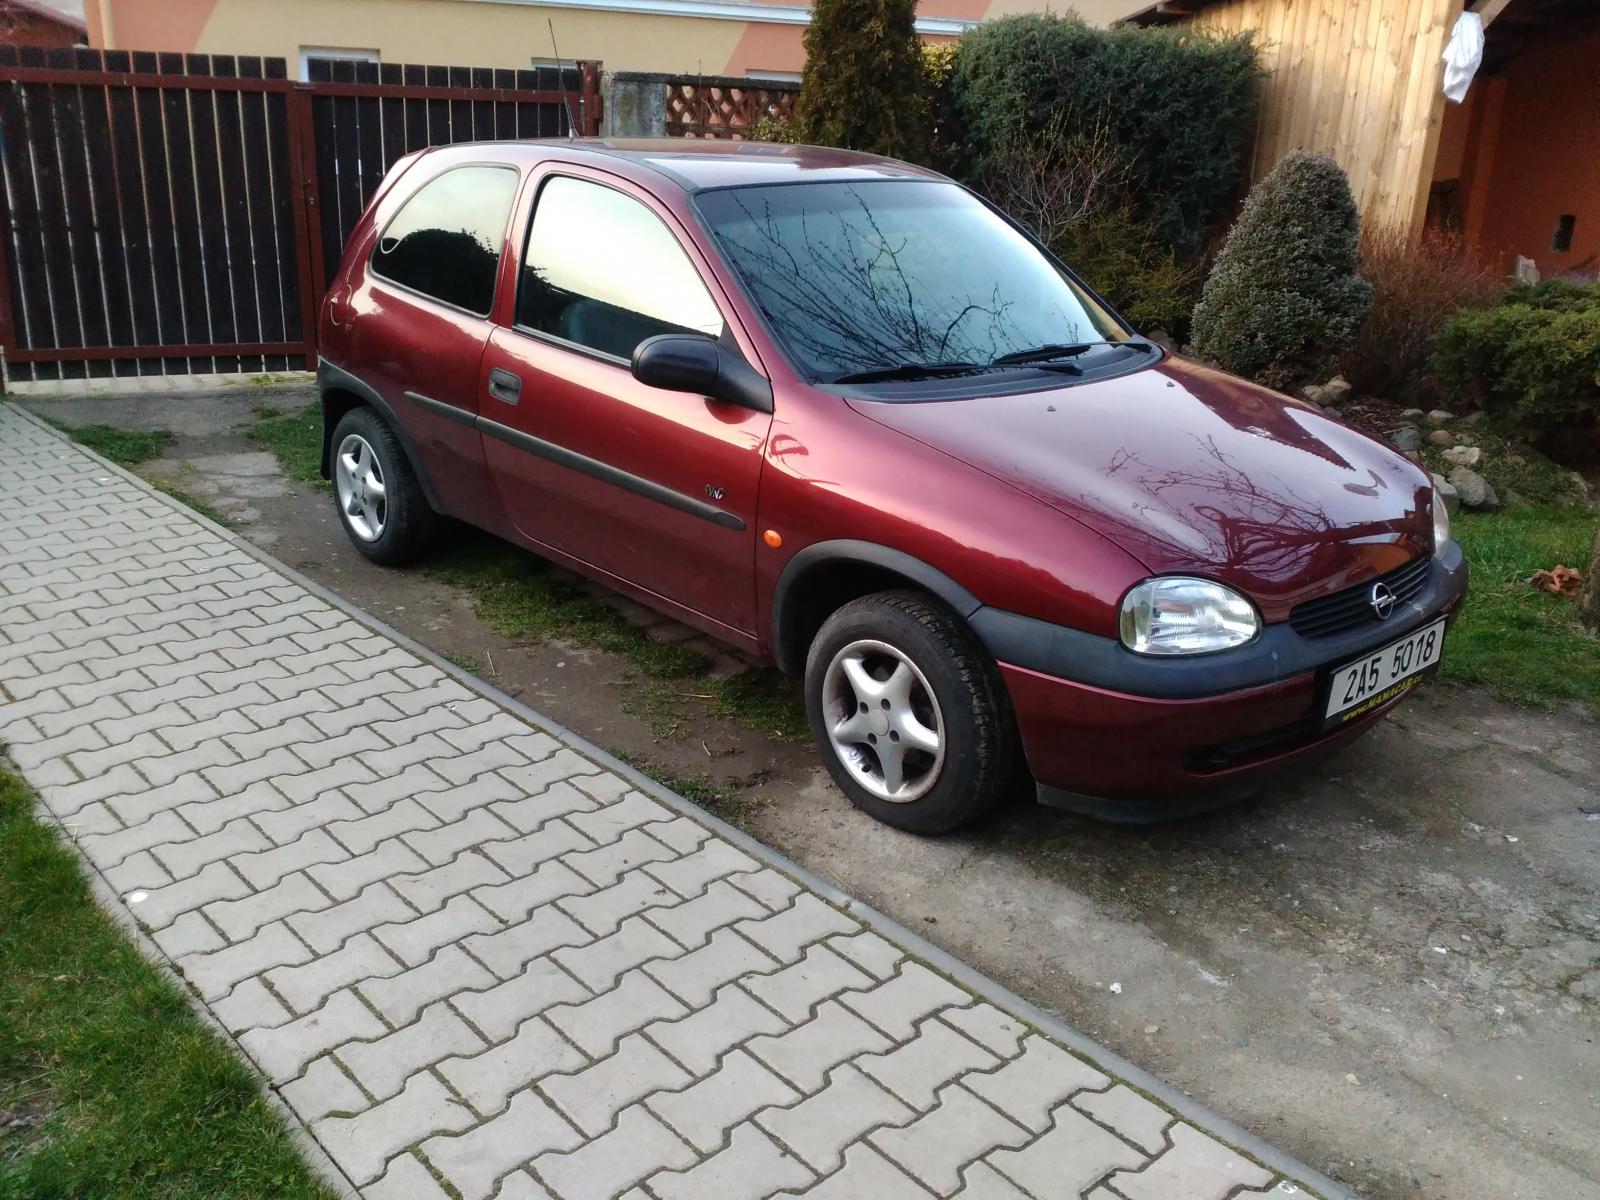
[696, 181, 1125, 382]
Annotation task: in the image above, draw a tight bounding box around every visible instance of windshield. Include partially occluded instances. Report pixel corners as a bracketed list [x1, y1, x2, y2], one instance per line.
[694, 180, 1127, 383]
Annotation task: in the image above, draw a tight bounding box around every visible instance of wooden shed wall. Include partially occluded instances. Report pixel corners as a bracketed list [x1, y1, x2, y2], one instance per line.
[1192, 0, 1464, 233]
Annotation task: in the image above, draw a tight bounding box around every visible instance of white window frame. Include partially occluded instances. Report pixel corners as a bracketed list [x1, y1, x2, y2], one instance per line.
[299, 46, 381, 83]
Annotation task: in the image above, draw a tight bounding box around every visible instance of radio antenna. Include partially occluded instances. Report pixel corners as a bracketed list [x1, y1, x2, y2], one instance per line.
[547, 19, 580, 140]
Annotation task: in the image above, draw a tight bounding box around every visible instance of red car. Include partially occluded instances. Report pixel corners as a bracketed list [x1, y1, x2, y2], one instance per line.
[317, 139, 1467, 833]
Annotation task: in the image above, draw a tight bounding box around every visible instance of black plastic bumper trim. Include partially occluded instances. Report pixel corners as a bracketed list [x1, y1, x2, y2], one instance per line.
[975, 541, 1469, 700]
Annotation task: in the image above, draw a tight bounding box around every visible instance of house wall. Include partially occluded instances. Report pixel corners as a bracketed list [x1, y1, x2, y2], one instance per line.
[87, 0, 1139, 77]
[1468, 30, 1600, 275]
[1191, 0, 1464, 235]
[2, 0, 86, 46]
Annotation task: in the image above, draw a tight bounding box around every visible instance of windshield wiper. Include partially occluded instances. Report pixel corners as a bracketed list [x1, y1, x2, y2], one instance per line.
[829, 361, 987, 384]
[988, 339, 1151, 368]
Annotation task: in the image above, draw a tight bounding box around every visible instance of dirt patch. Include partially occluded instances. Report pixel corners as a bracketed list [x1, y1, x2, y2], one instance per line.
[18, 389, 1599, 1200]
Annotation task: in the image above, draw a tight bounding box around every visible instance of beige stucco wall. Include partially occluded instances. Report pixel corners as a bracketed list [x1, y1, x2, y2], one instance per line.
[91, 0, 1149, 76]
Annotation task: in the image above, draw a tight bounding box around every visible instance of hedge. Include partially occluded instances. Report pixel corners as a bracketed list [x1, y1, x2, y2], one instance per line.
[945, 14, 1262, 255]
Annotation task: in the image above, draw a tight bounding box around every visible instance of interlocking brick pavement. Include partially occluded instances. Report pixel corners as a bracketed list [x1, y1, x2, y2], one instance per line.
[0, 403, 1337, 1200]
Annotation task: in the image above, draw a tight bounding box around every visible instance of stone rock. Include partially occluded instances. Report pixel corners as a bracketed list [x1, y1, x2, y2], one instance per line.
[1400, 408, 1426, 420]
[1322, 376, 1353, 405]
[1461, 411, 1486, 426]
[1442, 445, 1482, 467]
[1448, 465, 1500, 512]
[1430, 472, 1460, 515]
[1427, 428, 1456, 446]
[1388, 426, 1423, 452]
[1147, 328, 1176, 352]
[1426, 409, 1454, 425]
[1563, 472, 1594, 509]
[1180, 343, 1198, 358]
[1503, 488, 1530, 509]
[1301, 384, 1326, 405]
[1513, 254, 1541, 285]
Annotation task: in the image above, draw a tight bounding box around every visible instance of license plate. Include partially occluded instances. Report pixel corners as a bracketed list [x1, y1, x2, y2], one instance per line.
[1323, 618, 1446, 726]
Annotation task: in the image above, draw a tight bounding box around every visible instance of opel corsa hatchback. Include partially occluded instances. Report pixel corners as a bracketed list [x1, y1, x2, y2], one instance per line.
[316, 139, 1468, 833]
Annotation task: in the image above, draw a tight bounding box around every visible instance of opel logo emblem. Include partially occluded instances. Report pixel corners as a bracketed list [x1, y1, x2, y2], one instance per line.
[1370, 582, 1396, 619]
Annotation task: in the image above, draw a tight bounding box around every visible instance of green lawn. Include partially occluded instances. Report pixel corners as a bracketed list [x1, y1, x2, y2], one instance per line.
[0, 767, 336, 1200]
[1441, 507, 1600, 713]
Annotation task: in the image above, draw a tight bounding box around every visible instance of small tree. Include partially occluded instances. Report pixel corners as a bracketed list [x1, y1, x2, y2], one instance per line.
[795, 0, 928, 161]
[1192, 151, 1373, 390]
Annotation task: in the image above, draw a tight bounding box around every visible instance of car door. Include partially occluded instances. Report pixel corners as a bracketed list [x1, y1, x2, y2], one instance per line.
[478, 168, 772, 640]
[340, 162, 520, 527]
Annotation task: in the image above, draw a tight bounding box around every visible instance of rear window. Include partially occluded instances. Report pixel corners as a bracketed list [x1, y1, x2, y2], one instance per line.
[371, 165, 519, 315]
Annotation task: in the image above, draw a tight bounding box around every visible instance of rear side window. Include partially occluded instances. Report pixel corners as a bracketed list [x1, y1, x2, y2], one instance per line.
[371, 165, 519, 315]
[517, 175, 724, 360]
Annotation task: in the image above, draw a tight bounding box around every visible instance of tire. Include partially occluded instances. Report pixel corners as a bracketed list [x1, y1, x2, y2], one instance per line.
[329, 406, 440, 566]
[805, 589, 1020, 834]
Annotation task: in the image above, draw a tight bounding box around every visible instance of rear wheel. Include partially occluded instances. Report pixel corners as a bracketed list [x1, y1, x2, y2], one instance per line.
[331, 407, 439, 566]
[805, 590, 1019, 834]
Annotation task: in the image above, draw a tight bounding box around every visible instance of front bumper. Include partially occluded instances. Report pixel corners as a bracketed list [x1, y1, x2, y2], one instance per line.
[981, 543, 1469, 820]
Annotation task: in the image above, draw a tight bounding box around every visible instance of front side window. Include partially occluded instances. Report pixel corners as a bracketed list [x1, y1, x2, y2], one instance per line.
[695, 180, 1127, 382]
[518, 175, 725, 360]
[371, 165, 519, 315]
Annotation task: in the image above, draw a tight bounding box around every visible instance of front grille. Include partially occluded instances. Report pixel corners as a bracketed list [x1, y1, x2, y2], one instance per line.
[1289, 554, 1433, 639]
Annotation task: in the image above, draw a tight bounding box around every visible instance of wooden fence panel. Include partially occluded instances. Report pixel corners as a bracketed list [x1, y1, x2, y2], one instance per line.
[0, 53, 594, 382]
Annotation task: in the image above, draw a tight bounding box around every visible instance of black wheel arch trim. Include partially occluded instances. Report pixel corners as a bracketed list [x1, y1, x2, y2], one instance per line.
[317, 360, 445, 513]
[974, 541, 1469, 700]
[772, 540, 983, 676]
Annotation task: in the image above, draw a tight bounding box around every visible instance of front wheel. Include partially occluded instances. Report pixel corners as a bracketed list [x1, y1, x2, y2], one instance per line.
[330, 407, 439, 566]
[805, 590, 1020, 834]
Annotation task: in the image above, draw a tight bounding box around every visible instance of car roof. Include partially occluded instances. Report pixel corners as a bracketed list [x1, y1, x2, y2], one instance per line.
[416, 137, 949, 192]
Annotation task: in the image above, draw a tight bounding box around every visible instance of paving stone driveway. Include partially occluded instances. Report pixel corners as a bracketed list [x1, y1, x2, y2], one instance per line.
[0, 403, 1333, 1200]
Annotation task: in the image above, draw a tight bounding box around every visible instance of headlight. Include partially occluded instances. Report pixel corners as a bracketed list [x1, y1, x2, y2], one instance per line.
[1431, 486, 1451, 559]
[1119, 577, 1260, 656]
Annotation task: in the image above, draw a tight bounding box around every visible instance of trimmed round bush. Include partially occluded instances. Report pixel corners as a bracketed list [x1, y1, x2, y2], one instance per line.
[795, 0, 928, 161]
[1191, 151, 1373, 389]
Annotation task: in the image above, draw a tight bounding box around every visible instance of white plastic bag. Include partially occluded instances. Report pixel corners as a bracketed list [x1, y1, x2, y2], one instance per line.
[1442, 11, 1485, 103]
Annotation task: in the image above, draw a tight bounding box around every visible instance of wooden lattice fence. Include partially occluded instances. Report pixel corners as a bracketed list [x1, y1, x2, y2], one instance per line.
[664, 78, 798, 139]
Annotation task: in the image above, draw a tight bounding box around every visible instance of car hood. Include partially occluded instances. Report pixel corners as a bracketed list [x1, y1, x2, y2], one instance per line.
[846, 357, 1434, 618]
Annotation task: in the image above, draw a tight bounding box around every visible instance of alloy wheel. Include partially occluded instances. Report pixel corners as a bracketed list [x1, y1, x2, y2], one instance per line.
[334, 432, 387, 542]
[821, 638, 945, 803]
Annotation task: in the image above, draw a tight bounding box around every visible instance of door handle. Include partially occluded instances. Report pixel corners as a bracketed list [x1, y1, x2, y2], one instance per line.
[487, 368, 521, 405]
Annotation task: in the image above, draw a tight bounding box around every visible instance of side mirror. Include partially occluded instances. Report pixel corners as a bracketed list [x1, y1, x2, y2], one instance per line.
[631, 334, 773, 414]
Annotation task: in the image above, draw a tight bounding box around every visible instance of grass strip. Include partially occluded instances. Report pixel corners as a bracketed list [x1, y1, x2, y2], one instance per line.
[428, 539, 810, 742]
[247, 404, 326, 487]
[1442, 507, 1600, 713]
[44, 421, 171, 466]
[0, 765, 337, 1200]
